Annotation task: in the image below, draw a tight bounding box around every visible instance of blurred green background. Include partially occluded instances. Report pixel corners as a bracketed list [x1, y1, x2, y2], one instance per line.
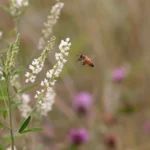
[1, 0, 150, 150]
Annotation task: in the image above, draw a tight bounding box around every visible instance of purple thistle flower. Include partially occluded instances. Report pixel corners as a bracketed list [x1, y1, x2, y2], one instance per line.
[69, 128, 89, 145]
[104, 135, 116, 148]
[73, 92, 92, 114]
[112, 67, 127, 82]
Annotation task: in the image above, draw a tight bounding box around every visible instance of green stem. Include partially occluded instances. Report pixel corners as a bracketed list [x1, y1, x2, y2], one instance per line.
[28, 97, 41, 117]
[6, 77, 14, 150]
[0, 84, 8, 109]
[14, 17, 19, 34]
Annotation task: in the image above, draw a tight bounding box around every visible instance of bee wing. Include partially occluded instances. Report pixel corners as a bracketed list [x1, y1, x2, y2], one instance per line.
[88, 55, 96, 61]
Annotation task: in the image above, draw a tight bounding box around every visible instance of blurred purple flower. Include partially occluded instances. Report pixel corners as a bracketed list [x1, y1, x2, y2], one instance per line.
[143, 120, 150, 133]
[69, 128, 89, 145]
[104, 135, 116, 148]
[112, 67, 127, 82]
[73, 92, 92, 114]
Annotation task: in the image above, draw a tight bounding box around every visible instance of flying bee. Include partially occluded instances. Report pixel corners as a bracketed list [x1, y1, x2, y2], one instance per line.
[77, 54, 94, 67]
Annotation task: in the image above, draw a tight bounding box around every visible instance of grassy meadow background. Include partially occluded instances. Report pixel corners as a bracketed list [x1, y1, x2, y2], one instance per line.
[1, 0, 150, 150]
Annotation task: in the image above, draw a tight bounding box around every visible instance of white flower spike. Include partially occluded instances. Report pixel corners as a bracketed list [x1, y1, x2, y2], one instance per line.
[36, 38, 71, 116]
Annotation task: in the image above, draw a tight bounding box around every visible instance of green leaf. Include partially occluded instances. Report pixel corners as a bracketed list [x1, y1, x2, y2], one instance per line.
[2, 110, 7, 120]
[18, 83, 38, 94]
[12, 67, 26, 76]
[18, 116, 31, 133]
[11, 102, 22, 109]
[20, 128, 43, 133]
[0, 121, 3, 129]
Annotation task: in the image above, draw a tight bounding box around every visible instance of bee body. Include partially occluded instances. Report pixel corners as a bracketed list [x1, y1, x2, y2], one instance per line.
[77, 54, 94, 67]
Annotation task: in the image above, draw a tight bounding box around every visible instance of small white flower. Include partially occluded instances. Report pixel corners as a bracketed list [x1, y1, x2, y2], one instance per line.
[55, 53, 60, 60]
[46, 71, 52, 78]
[54, 71, 59, 77]
[10, 75, 20, 87]
[25, 78, 29, 83]
[25, 72, 30, 77]
[14, 0, 29, 7]
[29, 75, 36, 83]
[47, 87, 53, 92]
[38, 1, 64, 50]
[37, 91, 41, 95]
[66, 38, 70, 42]
[29, 65, 34, 71]
[22, 94, 30, 104]
[10, 0, 29, 16]
[41, 81, 44, 86]
[1, 76, 5, 80]
[38, 37, 46, 50]
[40, 79, 49, 87]
[50, 80, 56, 86]
[64, 52, 69, 56]
[32, 59, 39, 65]
[34, 94, 38, 99]
[62, 59, 67, 63]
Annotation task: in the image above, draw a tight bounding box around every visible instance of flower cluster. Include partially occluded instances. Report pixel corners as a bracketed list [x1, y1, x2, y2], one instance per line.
[17, 94, 32, 118]
[36, 88, 55, 116]
[4, 34, 20, 75]
[112, 67, 127, 82]
[10, 74, 20, 88]
[104, 135, 116, 148]
[10, 73, 32, 118]
[69, 128, 89, 145]
[35, 38, 71, 116]
[10, 0, 29, 17]
[38, 1, 64, 50]
[73, 92, 93, 115]
[25, 36, 56, 83]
